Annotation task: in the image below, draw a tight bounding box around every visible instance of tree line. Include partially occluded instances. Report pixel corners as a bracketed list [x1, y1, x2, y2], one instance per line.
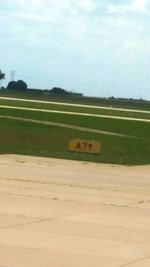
[0, 70, 83, 96]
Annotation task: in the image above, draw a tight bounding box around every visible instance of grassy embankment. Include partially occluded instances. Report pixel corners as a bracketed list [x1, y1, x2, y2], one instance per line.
[0, 96, 150, 165]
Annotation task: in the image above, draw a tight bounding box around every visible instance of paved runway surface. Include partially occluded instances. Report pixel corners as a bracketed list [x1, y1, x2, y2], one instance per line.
[0, 154, 150, 267]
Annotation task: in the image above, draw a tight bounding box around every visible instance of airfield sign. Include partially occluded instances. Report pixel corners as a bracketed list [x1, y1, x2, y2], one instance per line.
[69, 139, 101, 154]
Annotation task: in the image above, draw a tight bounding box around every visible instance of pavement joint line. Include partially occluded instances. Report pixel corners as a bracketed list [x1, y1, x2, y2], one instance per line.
[0, 217, 53, 230]
[1, 177, 150, 194]
[119, 254, 150, 267]
[0, 190, 138, 210]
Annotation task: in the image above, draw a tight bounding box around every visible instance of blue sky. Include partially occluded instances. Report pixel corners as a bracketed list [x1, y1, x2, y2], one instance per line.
[1, 0, 150, 99]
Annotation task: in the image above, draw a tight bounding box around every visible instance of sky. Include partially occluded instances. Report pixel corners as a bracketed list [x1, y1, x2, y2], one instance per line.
[1, 0, 150, 100]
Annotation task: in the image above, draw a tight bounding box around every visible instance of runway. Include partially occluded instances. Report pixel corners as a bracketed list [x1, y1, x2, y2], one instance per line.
[0, 154, 150, 266]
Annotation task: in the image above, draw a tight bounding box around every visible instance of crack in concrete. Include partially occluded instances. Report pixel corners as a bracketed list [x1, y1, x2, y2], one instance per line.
[119, 254, 150, 267]
[0, 217, 52, 230]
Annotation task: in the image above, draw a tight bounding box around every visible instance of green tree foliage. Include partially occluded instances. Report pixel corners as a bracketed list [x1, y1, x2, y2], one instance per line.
[0, 70, 5, 87]
[7, 81, 17, 90]
[17, 80, 27, 90]
[0, 70, 5, 80]
[50, 87, 68, 95]
[7, 80, 27, 91]
[50, 87, 83, 96]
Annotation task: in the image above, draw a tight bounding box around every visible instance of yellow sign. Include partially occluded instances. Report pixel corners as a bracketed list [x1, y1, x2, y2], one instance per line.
[68, 139, 101, 154]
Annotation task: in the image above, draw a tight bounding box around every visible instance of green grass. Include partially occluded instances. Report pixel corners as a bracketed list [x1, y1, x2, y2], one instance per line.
[0, 96, 150, 165]
[1, 89, 150, 110]
[0, 107, 150, 138]
[0, 98, 150, 120]
[0, 117, 150, 165]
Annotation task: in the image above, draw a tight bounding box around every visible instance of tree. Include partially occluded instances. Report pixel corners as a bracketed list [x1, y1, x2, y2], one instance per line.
[49, 87, 83, 97]
[7, 80, 28, 91]
[16, 80, 27, 91]
[7, 81, 17, 90]
[50, 87, 68, 95]
[0, 70, 5, 87]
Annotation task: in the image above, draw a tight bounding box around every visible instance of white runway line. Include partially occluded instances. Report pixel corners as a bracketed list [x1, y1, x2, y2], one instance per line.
[0, 96, 150, 114]
[0, 115, 136, 138]
[0, 104, 150, 123]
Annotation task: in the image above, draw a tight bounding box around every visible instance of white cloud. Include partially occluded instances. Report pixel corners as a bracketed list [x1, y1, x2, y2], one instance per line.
[132, 0, 148, 10]
[74, 0, 96, 12]
[1, 0, 150, 99]
[107, 0, 149, 14]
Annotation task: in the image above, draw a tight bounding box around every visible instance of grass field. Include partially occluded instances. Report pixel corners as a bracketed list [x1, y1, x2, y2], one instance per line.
[1, 89, 150, 110]
[0, 97, 150, 120]
[0, 95, 150, 165]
